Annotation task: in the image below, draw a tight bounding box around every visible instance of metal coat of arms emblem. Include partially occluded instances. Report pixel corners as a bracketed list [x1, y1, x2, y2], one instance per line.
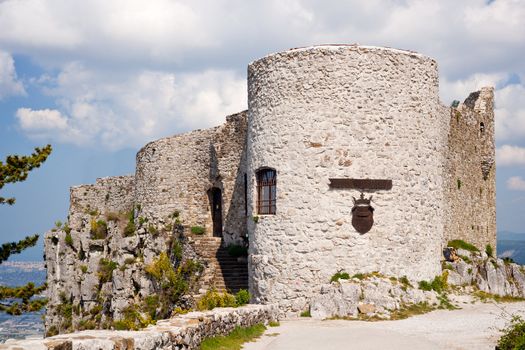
[351, 193, 374, 234]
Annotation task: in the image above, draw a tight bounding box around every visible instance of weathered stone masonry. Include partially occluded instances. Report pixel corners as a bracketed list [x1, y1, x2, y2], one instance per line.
[45, 44, 496, 329]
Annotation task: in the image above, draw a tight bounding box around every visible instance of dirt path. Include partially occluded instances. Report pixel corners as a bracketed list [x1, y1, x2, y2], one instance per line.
[244, 302, 525, 350]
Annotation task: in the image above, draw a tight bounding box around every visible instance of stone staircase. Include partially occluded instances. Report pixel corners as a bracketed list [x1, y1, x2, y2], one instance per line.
[190, 236, 249, 293]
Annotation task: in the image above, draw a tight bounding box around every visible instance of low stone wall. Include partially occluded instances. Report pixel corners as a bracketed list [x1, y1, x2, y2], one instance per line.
[0, 304, 278, 350]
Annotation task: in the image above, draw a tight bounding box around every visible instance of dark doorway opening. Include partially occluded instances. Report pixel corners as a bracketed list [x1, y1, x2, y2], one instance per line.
[210, 187, 223, 237]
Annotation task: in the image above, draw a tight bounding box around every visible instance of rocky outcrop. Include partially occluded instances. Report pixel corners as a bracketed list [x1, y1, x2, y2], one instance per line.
[310, 275, 438, 320]
[0, 304, 278, 350]
[444, 248, 525, 297]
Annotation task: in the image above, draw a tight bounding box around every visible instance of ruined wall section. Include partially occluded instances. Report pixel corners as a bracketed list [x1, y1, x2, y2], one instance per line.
[444, 87, 496, 251]
[135, 112, 247, 244]
[247, 45, 449, 314]
[212, 112, 248, 243]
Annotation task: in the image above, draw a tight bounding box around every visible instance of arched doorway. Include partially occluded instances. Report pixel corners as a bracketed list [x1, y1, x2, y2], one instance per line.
[209, 187, 223, 237]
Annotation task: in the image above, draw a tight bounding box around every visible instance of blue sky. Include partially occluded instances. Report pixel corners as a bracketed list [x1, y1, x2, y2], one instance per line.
[0, 0, 524, 260]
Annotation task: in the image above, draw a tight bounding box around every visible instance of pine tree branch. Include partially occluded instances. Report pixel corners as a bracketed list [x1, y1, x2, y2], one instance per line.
[0, 234, 39, 264]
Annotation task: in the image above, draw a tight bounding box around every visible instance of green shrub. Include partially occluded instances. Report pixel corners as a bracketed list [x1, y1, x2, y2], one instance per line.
[228, 245, 248, 257]
[503, 257, 516, 264]
[113, 304, 153, 331]
[145, 252, 202, 318]
[235, 289, 250, 306]
[352, 273, 365, 280]
[269, 321, 280, 327]
[418, 272, 448, 293]
[457, 179, 462, 189]
[399, 276, 413, 288]
[497, 315, 525, 350]
[447, 239, 479, 252]
[90, 219, 108, 240]
[80, 265, 88, 273]
[252, 216, 259, 223]
[197, 289, 237, 311]
[124, 210, 136, 237]
[98, 258, 118, 284]
[63, 223, 71, 234]
[485, 244, 494, 257]
[191, 226, 205, 235]
[138, 217, 148, 226]
[148, 224, 159, 235]
[459, 255, 472, 264]
[300, 309, 311, 317]
[330, 271, 350, 283]
[65, 232, 73, 247]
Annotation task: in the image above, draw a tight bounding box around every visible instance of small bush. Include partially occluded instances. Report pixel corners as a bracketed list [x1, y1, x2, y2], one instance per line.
[252, 216, 259, 223]
[90, 219, 108, 240]
[197, 289, 237, 311]
[485, 244, 494, 257]
[399, 276, 413, 288]
[148, 224, 159, 236]
[459, 255, 472, 264]
[269, 321, 280, 327]
[80, 265, 88, 273]
[65, 232, 74, 247]
[503, 257, 516, 264]
[300, 309, 311, 317]
[63, 223, 71, 234]
[235, 289, 250, 306]
[98, 258, 118, 284]
[330, 271, 350, 283]
[447, 239, 479, 252]
[352, 273, 365, 280]
[497, 315, 525, 350]
[457, 179, 462, 189]
[418, 272, 448, 293]
[191, 226, 205, 235]
[124, 210, 136, 237]
[228, 245, 248, 257]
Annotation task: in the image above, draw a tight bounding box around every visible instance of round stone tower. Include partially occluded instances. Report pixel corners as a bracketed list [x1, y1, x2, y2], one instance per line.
[246, 45, 449, 313]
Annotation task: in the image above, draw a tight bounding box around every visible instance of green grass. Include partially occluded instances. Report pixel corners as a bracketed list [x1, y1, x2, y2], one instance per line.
[389, 302, 435, 320]
[191, 226, 206, 235]
[269, 321, 280, 327]
[300, 309, 311, 317]
[474, 291, 525, 303]
[447, 239, 479, 252]
[330, 271, 350, 282]
[199, 324, 267, 350]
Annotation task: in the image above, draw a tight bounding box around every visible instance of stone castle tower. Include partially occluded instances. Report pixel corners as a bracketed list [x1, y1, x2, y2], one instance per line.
[44, 45, 495, 331]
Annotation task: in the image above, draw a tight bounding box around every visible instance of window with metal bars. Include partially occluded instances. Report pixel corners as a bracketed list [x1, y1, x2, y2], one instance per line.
[256, 168, 276, 215]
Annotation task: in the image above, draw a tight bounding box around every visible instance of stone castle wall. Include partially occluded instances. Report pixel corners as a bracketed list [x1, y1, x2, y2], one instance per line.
[444, 87, 496, 251]
[135, 111, 247, 244]
[246, 45, 450, 313]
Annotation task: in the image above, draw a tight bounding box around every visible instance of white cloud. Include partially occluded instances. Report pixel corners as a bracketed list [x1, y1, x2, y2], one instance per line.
[497, 145, 525, 166]
[0, 0, 523, 149]
[17, 63, 246, 149]
[16, 108, 67, 130]
[507, 176, 525, 191]
[0, 50, 24, 99]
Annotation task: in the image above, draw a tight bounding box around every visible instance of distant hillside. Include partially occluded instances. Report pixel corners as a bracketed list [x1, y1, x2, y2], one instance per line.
[498, 231, 525, 241]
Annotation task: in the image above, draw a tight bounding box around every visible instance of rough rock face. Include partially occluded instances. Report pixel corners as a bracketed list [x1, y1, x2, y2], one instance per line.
[310, 276, 438, 319]
[0, 304, 278, 350]
[445, 248, 525, 297]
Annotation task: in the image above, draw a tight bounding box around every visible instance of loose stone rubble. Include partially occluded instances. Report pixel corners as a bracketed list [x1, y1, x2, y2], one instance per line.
[0, 304, 278, 350]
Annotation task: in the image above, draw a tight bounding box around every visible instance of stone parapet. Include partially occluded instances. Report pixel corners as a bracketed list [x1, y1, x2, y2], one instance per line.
[0, 304, 278, 350]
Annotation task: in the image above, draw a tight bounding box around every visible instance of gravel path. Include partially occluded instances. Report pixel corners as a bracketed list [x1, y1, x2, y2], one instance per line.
[244, 302, 525, 350]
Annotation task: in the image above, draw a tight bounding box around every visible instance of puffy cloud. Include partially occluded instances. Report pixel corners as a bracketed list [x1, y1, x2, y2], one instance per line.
[507, 176, 525, 191]
[0, 50, 25, 99]
[17, 63, 246, 149]
[494, 83, 525, 142]
[16, 108, 67, 130]
[497, 145, 525, 166]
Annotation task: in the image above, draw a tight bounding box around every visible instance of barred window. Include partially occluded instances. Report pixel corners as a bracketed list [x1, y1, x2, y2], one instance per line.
[256, 168, 276, 215]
